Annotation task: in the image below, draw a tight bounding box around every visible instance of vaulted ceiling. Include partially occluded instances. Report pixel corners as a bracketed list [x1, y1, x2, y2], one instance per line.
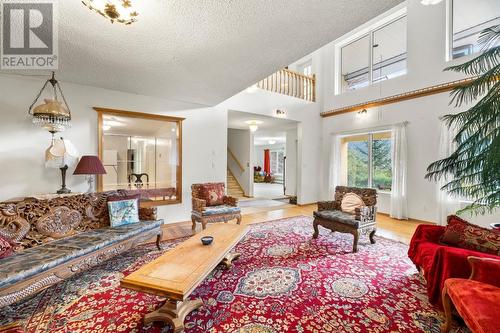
[53, 0, 401, 108]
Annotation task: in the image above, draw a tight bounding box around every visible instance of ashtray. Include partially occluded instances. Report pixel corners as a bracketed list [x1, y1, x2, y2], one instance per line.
[490, 223, 500, 230]
[201, 236, 214, 245]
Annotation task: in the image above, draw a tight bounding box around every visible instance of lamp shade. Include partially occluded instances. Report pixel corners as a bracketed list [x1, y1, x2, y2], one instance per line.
[74, 156, 107, 175]
[45, 138, 79, 169]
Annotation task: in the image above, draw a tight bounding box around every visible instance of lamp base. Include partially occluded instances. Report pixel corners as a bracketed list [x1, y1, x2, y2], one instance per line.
[57, 187, 71, 194]
[57, 165, 71, 194]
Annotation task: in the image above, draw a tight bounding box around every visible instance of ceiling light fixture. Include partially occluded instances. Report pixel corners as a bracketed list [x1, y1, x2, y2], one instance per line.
[268, 140, 276, 145]
[245, 120, 263, 132]
[29, 72, 71, 134]
[82, 0, 139, 25]
[275, 109, 287, 118]
[420, 0, 443, 5]
[356, 108, 368, 119]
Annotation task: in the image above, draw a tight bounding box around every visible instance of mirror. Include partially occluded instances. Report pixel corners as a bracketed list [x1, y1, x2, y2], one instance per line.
[95, 108, 183, 206]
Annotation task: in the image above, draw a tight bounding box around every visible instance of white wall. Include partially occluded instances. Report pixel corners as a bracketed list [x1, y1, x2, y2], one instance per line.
[314, 0, 499, 226]
[227, 128, 253, 196]
[0, 74, 227, 224]
[285, 128, 298, 196]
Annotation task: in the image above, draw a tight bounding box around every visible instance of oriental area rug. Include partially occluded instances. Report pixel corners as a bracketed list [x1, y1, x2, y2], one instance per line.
[1, 216, 469, 333]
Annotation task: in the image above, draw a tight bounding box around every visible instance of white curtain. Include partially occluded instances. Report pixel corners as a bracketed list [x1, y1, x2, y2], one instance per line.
[327, 134, 341, 199]
[436, 121, 460, 225]
[390, 123, 408, 220]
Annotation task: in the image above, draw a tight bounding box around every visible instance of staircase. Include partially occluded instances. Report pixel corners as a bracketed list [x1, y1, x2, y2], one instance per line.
[227, 169, 245, 198]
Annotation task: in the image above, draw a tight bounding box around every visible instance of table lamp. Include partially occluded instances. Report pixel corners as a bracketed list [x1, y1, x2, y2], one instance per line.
[74, 156, 107, 193]
[45, 137, 79, 194]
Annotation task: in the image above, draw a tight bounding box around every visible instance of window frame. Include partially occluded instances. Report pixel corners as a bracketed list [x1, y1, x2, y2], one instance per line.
[341, 130, 392, 193]
[446, 0, 500, 61]
[269, 149, 285, 176]
[336, 11, 407, 94]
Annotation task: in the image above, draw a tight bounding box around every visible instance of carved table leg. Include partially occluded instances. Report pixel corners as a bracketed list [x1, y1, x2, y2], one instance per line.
[144, 298, 203, 333]
[191, 216, 196, 230]
[156, 232, 163, 251]
[440, 286, 453, 333]
[369, 229, 376, 244]
[312, 219, 319, 239]
[236, 215, 242, 225]
[221, 252, 240, 270]
[352, 229, 359, 253]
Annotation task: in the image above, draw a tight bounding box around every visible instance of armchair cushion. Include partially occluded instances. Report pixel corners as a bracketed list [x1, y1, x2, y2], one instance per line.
[340, 192, 365, 215]
[200, 183, 225, 206]
[445, 278, 500, 333]
[441, 215, 500, 256]
[313, 210, 359, 228]
[193, 205, 241, 217]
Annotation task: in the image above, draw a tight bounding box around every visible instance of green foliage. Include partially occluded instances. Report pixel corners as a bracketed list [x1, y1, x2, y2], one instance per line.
[347, 139, 392, 190]
[426, 25, 500, 215]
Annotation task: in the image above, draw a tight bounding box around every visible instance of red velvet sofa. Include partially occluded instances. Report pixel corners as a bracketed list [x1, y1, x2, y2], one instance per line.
[408, 223, 500, 307]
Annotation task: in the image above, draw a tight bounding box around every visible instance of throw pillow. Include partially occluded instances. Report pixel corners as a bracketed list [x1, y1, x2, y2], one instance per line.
[440, 215, 500, 256]
[201, 183, 225, 206]
[0, 235, 16, 259]
[341, 192, 365, 215]
[107, 194, 140, 227]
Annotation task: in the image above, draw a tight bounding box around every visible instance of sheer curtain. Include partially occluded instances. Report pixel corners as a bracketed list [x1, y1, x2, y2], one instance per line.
[390, 123, 408, 220]
[436, 121, 460, 225]
[327, 134, 341, 199]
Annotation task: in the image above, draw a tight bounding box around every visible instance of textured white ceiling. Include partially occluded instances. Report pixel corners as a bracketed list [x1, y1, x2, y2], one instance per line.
[27, 0, 402, 108]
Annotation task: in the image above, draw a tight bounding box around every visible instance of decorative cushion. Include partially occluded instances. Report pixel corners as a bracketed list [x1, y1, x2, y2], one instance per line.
[340, 192, 365, 215]
[200, 183, 225, 206]
[0, 235, 15, 259]
[440, 215, 500, 256]
[313, 210, 360, 228]
[35, 206, 82, 238]
[195, 205, 241, 216]
[445, 278, 500, 333]
[107, 195, 140, 227]
[0, 220, 163, 290]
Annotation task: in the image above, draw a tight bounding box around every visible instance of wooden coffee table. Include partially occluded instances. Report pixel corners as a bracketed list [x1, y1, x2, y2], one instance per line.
[120, 224, 249, 332]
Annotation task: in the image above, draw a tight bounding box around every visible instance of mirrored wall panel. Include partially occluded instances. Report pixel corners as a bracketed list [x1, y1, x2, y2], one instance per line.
[96, 108, 183, 206]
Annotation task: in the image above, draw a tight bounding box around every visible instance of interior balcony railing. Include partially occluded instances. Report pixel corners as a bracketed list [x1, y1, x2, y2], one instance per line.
[256, 68, 316, 102]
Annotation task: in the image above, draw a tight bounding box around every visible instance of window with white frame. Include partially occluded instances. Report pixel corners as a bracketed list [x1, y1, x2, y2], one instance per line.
[270, 149, 285, 176]
[340, 15, 407, 93]
[340, 131, 392, 191]
[298, 60, 313, 100]
[450, 0, 500, 59]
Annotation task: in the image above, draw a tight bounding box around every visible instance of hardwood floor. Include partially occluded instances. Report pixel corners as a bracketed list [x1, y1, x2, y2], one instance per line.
[159, 204, 433, 245]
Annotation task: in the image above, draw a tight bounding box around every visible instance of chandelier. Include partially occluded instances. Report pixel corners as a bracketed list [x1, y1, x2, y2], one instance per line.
[81, 0, 138, 25]
[29, 72, 71, 134]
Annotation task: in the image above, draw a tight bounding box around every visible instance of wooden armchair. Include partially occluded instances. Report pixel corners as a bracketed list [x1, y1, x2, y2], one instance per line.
[191, 183, 241, 230]
[313, 186, 377, 252]
[441, 256, 500, 333]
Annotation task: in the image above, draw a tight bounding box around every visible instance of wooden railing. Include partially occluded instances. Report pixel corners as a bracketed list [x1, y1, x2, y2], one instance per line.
[256, 68, 316, 102]
[227, 148, 245, 172]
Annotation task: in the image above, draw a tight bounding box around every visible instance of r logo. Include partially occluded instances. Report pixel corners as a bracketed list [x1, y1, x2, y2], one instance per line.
[2, 2, 53, 54]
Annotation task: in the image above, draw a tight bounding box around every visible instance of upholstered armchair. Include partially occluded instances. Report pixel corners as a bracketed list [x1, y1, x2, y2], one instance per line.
[191, 183, 241, 230]
[313, 186, 377, 252]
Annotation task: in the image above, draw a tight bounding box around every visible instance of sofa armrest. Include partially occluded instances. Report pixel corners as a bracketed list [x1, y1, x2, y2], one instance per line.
[139, 207, 157, 221]
[413, 224, 446, 244]
[192, 198, 206, 213]
[223, 195, 239, 207]
[354, 206, 377, 222]
[468, 256, 500, 288]
[317, 201, 338, 211]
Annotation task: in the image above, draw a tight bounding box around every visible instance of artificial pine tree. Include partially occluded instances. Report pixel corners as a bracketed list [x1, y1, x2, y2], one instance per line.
[426, 25, 500, 215]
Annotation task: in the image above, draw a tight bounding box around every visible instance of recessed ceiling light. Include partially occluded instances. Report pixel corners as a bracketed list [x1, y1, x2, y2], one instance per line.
[420, 0, 443, 5]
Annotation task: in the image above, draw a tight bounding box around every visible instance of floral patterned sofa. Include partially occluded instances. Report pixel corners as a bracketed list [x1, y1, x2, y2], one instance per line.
[0, 190, 163, 308]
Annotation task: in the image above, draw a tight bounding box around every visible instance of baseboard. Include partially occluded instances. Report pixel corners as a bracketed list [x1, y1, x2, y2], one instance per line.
[377, 212, 435, 224]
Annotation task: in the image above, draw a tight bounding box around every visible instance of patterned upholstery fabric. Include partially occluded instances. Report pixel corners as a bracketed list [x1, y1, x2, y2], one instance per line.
[193, 205, 241, 217]
[441, 215, 500, 256]
[313, 210, 360, 228]
[200, 183, 225, 206]
[0, 220, 163, 290]
[0, 235, 15, 259]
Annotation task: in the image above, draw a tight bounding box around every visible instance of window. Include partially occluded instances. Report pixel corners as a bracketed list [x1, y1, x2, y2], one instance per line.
[340, 16, 407, 93]
[270, 149, 284, 175]
[451, 0, 500, 59]
[299, 61, 313, 100]
[341, 131, 392, 191]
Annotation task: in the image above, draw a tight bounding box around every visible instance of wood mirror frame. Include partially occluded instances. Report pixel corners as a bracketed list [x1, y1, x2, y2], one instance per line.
[95, 107, 184, 207]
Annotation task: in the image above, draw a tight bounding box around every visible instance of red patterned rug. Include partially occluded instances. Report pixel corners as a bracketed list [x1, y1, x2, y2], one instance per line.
[1, 216, 469, 333]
